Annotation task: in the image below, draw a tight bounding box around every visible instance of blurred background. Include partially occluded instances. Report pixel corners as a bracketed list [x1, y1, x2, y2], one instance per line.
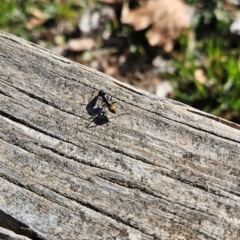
[1, 0, 240, 123]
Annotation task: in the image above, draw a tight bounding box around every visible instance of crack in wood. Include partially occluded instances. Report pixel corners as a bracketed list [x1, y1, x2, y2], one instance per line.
[188, 109, 240, 130]
[0, 210, 46, 240]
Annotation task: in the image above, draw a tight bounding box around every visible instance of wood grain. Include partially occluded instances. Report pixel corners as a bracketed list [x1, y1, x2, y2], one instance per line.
[0, 30, 240, 240]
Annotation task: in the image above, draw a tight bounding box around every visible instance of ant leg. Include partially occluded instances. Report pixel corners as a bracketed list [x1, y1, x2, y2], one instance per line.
[86, 117, 95, 128]
[111, 101, 124, 109]
[101, 104, 108, 114]
[82, 83, 97, 103]
[88, 83, 97, 101]
[111, 102, 130, 115]
[108, 95, 114, 103]
[96, 97, 104, 108]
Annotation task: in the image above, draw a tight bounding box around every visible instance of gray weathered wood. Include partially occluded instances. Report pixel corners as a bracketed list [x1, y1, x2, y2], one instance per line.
[1, 30, 240, 240]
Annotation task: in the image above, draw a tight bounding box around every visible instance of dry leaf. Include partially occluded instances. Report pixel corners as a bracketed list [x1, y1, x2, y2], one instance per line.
[155, 81, 173, 98]
[121, 0, 155, 30]
[194, 69, 208, 86]
[99, 0, 123, 3]
[121, 0, 191, 52]
[230, 11, 240, 35]
[25, 8, 46, 30]
[67, 38, 95, 52]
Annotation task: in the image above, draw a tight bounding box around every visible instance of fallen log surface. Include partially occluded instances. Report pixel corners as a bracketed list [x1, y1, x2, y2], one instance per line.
[0, 30, 240, 240]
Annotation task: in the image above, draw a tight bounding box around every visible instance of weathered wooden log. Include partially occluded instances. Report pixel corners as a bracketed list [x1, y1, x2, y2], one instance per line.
[0, 30, 240, 240]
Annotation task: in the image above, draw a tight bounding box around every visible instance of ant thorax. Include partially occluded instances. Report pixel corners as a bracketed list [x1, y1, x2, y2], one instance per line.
[98, 90, 116, 113]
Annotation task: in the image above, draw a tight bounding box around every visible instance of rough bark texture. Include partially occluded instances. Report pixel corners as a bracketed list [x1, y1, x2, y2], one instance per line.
[0, 30, 240, 240]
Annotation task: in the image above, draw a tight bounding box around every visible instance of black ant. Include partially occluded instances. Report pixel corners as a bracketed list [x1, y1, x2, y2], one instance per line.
[98, 90, 117, 114]
[84, 87, 126, 128]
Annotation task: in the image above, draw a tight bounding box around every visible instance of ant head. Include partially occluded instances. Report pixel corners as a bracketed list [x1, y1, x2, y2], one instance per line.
[98, 90, 105, 97]
[108, 104, 116, 113]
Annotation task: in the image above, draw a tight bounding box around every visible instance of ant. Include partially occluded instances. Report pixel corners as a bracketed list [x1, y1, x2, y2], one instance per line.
[98, 90, 118, 114]
[84, 87, 126, 128]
